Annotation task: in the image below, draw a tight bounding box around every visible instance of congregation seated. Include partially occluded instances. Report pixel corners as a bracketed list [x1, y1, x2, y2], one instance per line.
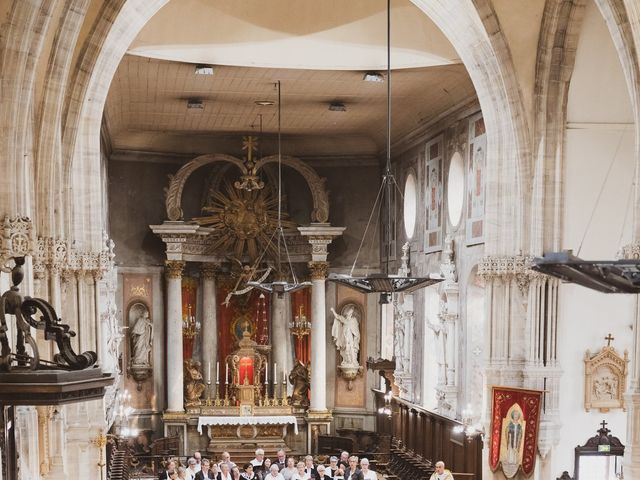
[158, 448, 379, 480]
[219, 451, 237, 470]
[219, 462, 234, 480]
[281, 457, 297, 480]
[257, 459, 272, 480]
[274, 449, 287, 471]
[242, 462, 257, 480]
[304, 455, 317, 478]
[195, 459, 216, 480]
[291, 461, 310, 480]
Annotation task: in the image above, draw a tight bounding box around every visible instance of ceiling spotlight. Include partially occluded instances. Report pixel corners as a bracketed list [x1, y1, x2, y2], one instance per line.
[187, 98, 204, 109]
[255, 100, 275, 106]
[194, 64, 214, 75]
[328, 102, 347, 112]
[363, 71, 384, 82]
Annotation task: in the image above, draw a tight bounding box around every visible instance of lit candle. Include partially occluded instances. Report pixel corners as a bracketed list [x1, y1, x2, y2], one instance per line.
[226, 363, 229, 384]
[274, 363, 277, 385]
[216, 361, 220, 384]
[207, 362, 211, 384]
[283, 370, 286, 384]
[265, 363, 269, 385]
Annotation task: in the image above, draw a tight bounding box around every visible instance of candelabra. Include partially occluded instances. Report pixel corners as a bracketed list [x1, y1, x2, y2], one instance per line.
[377, 390, 393, 418]
[182, 305, 201, 338]
[290, 305, 311, 337]
[453, 405, 484, 441]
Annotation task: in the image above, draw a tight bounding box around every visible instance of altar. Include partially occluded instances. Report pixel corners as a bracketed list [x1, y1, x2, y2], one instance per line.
[197, 415, 298, 453]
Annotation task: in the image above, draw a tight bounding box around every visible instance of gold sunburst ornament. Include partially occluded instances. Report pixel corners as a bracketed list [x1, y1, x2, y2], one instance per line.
[193, 179, 295, 261]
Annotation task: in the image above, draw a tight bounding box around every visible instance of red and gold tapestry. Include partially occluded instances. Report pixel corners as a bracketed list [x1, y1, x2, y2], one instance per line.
[489, 386, 542, 478]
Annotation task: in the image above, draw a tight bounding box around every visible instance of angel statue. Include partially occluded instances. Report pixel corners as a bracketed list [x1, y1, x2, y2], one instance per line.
[331, 305, 361, 367]
[222, 257, 272, 307]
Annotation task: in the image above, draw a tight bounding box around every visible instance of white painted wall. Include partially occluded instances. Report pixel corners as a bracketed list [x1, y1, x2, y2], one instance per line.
[554, 0, 635, 477]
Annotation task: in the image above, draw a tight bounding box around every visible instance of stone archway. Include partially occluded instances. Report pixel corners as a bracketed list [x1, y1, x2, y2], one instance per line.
[53, 0, 532, 254]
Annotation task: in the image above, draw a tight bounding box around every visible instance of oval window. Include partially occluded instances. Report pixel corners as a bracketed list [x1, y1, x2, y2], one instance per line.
[403, 173, 417, 238]
[447, 152, 464, 227]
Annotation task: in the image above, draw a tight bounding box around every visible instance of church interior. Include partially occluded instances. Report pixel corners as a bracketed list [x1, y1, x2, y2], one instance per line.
[1, 0, 640, 479]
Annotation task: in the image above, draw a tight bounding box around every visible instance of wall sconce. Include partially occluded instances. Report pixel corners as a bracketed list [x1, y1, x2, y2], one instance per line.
[378, 390, 393, 418]
[453, 405, 484, 441]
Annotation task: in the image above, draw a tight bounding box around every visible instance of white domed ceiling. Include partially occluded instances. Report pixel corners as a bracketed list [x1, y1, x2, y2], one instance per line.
[128, 0, 460, 70]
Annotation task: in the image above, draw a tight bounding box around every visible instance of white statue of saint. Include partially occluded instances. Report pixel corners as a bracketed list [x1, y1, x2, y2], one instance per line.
[426, 313, 447, 385]
[130, 306, 152, 366]
[331, 305, 361, 367]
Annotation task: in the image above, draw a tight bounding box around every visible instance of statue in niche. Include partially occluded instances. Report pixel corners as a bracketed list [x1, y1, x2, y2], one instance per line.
[129, 302, 152, 367]
[331, 304, 361, 367]
[426, 310, 448, 385]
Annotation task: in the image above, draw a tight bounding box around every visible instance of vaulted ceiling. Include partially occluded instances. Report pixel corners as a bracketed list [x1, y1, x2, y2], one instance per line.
[104, 0, 476, 159]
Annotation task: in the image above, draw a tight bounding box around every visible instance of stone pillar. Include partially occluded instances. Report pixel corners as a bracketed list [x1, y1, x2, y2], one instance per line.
[36, 405, 51, 477]
[200, 264, 217, 394]
[165, 260, 185, 412]
[272, 292, 290, 385]
[298, 224, 345, 452]
[622, 244, 640, 477]
[93, 271, 107, 369]
[308, 261, 329, 412]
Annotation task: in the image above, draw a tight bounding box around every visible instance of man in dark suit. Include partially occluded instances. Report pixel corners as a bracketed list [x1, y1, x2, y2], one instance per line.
[158, 460, 177, 480]
[343, 457, 364, 480]
[195, 459, 216, 480]
[274, 449, 287, 471]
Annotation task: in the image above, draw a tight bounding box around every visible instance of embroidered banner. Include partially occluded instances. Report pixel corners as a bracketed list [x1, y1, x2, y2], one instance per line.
[489, 386, 543, 478]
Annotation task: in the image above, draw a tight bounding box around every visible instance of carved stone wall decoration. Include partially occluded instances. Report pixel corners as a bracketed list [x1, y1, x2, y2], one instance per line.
[0, 216, 35, 268]
[584, 336, 629, 412]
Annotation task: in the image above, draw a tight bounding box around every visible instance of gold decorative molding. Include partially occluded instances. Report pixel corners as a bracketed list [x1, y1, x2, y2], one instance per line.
[200, 263, 218, 280]
[584, 335, 629, 412]
[165, 260, 185, 279]
[308, 261, 329, 280]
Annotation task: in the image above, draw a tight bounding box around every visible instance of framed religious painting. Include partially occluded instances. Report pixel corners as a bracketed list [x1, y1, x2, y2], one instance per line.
[423, 135, 444, 253]
[466, 113, 486, 245]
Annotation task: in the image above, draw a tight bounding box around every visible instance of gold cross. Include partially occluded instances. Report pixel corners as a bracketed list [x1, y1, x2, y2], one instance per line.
[605, 333, 614, 347]
[242, 136, 258, 163]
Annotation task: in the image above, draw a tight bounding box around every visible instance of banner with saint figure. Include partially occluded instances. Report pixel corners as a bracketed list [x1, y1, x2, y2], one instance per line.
[489, 386, 543, 478]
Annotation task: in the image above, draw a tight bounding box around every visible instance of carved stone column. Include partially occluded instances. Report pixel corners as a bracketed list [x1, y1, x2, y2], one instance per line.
[200, 264, 217, 395]
[308, 261, 329, 412]
[36, 406, 50, 477]
[165, 260, 185, 412]
[621, 243, 640, 477]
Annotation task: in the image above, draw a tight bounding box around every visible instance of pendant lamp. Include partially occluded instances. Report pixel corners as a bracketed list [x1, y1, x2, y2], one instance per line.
[328, 0, 443, 298]
[248, 81, 311, 297]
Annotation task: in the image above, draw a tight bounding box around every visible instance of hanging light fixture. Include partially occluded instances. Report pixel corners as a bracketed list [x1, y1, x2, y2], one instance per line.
[531, 251, 640, 294]
[248, 81, 311, 297]
[328, 0, 443, 298]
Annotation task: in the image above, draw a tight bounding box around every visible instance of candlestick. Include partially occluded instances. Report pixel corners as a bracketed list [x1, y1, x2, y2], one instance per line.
[283, 370, 286, 384]
[265, 363, 269, 385]
[207, 361, 211, 384]
[216, 361, 220, 384]
[226, 363, 229, 384]
[274, 363, 277, 385]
